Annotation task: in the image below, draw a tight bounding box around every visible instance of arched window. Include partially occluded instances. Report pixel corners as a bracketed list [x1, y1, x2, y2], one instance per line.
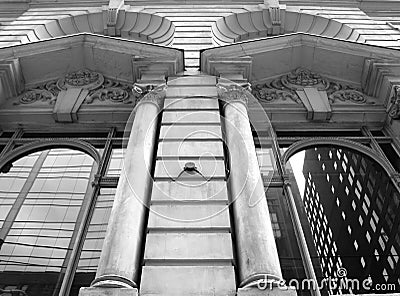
[286, 145, 400, 294]
[0, 148, 96, 296]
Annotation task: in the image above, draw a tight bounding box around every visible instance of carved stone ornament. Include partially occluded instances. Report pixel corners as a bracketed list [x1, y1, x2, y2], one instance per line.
[389, 86, 400, 119]
[391, 172, 400, 188]
[138, 85, 166, 109]
[252, 82, 302, 104]
[15, 70, 143, 106]
[328, 89, 372, 105]
[85, 79, 138, 104]
[217, 84, 250, 105]
[14, 80, 59, 105]
[15, 89, 56, 105]
[252, 67, 372, 105]
[57, 69, 104, 90]
[282, 68, 329, 91]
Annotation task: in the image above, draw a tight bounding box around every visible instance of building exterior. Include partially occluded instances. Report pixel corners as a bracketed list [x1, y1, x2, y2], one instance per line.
[302, 146, 400, 294]
[0, 0, 400, 296]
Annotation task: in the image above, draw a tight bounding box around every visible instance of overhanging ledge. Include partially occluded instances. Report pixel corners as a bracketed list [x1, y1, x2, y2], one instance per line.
[0, 33, 184, 98]
[200, 33, 400, 85]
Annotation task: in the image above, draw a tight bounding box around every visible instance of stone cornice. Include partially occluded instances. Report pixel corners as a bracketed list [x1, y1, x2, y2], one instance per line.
[202, 33, 400, 64]
[0, 33, 184, 88]
[0, 33, 182, 61]
[201, 33, 400, 98]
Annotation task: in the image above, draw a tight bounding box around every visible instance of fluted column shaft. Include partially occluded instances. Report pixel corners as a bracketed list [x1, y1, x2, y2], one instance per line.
[92, 91, 164, 288]
[222, 87, 283, 288]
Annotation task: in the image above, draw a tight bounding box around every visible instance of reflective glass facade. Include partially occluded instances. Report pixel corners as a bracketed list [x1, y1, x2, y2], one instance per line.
[0, 149, 95, 295]
[71, 188, 116, 295]
[0, 126, 399, 296]
[296, 146, 400, 294]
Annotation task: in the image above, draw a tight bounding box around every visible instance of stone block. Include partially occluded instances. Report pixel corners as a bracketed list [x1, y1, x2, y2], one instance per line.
[154, 159, 226, 179]
[152, 180, 228, 202]
[162, 110, 221, 124]
[164, 97, 219, 109]
[140, 266, 236, 296]
[148, 203, 231, 229]
[168, 76, 216, 85]
[237, 287, 297, 296]
[79, 287, 138, 296]
[166, 86, 217, 97]
[157, 140, 224, 158]
[160, 125, 222, 140]
[144, 232, 233, 261]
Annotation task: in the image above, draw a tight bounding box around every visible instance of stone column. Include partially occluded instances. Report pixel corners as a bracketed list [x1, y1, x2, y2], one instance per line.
[221, 86, 283, 288]
[80, 88, 165, 295]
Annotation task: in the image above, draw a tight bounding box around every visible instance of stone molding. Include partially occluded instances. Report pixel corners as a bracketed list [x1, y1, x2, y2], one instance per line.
[361, 59, 400, 119]
[0, 59, 24, 102]
[202, 57, 252, 81]
[0, 8, 175, 46]
[211, 7, 364, 46]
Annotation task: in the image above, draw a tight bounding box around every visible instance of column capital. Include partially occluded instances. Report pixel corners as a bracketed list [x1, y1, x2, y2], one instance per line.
[218, 84, 249, 108]
[137, 86, 166, 109]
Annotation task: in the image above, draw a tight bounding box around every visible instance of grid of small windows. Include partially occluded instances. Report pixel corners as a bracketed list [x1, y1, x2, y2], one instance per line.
[302, 146, 400, 293]
[0, 149, 94, 273]
[304, 172, 343, 282]
[269, 212, 281, 238]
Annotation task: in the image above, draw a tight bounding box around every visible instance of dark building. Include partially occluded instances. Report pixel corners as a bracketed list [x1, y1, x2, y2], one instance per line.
[302, 146, 400, 294]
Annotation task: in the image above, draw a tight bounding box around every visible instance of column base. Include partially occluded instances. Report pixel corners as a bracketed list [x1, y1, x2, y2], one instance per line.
[79, 287, 138, 296]
[237, 286, 298, 296]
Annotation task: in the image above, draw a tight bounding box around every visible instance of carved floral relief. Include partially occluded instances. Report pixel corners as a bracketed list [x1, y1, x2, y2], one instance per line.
[251, 68, 375, 106]
[14, 69, 143, 106]
[389, 86, 400, 119]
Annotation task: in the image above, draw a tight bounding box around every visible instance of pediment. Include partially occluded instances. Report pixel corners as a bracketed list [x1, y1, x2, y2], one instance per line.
[201, 33, 400, 110]
[0, 33, 184, 103]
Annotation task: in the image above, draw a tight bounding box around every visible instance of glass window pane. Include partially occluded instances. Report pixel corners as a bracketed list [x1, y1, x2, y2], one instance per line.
[106, 148, 126, 176]
[70, 188, 116, 295]
[0, 148, 95, 296]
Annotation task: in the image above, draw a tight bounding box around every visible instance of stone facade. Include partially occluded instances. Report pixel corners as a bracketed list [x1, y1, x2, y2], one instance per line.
[1, 1, 400, 296]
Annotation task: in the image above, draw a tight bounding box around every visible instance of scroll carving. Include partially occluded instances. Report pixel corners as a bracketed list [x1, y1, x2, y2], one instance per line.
[252, 68, 374, 105]
[252, 82, 301, 104]
[85, 79, 138, 104]
[15, 69, 143, 106]
[14, 80, 59, 105]
[389, 86, 400, 119]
